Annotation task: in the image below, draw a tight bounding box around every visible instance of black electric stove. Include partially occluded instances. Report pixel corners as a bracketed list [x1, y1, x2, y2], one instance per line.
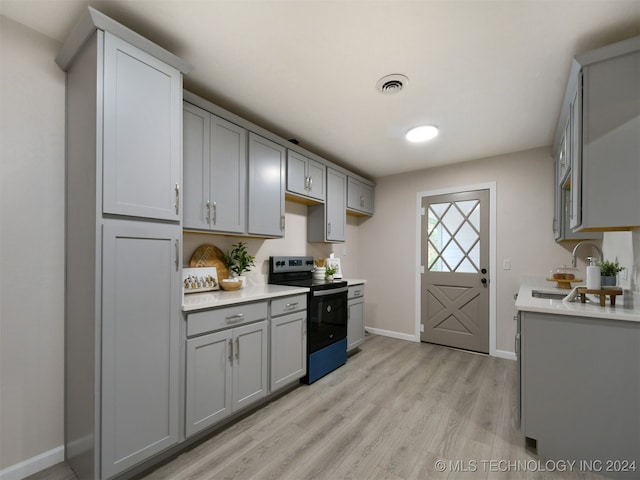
[269, 256, 348, 383]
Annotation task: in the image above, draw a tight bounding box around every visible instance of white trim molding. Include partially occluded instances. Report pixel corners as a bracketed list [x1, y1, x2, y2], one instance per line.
[0, 445, 64, 480]
[365, 327, 419, 343]
[415, 182, 499, 357]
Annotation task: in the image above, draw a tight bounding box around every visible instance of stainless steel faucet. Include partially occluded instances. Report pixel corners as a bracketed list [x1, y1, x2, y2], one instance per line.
[571, 241, 603, 267]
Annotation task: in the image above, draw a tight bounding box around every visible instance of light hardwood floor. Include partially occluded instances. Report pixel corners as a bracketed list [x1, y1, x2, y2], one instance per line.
[28, 334, 605, 480]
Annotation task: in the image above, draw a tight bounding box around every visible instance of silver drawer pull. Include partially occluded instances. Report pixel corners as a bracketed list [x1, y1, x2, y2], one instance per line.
[285, 302, 299, 309]
[228, 338, 233, 362]
[353, 290, 362, 296]
[225, 313, 244, 324]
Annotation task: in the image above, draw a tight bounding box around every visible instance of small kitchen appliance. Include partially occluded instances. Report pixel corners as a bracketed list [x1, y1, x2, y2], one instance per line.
[269, 256, 348, 384]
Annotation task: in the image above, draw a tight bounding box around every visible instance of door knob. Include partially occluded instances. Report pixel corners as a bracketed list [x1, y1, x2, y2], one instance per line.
[481, 278, 487, 284]
[481, 268, 487, 274]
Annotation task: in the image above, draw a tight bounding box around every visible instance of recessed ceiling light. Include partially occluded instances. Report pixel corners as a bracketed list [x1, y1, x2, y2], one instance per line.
[406, 125, 439, 143]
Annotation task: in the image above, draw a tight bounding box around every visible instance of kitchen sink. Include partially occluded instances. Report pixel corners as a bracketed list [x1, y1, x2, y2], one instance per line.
[531, 290, 570, 300]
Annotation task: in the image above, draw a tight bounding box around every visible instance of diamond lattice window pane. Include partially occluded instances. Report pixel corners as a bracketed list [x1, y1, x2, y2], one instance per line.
[456, 222, 478, 252]
[457, 258, 477, 273]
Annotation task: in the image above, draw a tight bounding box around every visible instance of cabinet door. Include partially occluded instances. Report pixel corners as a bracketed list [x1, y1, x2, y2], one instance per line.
[271, 312, 307, 392]
[347, 177, 374, 214]
[233, 321, 268, 411]
[103, 33, 182, 221]
[210, 115, 247, 233]
[347, 298, 365, 352]
[101, 221, 181, 478]
[360, 182, 374, 214]
[248, 133, 285, 237]
[185, 330, 233, 437]
[183, 102, 210, 230]
[286, 150, 309, 197]
[581, 50, 640, 230]
[569, 85, 582, 230]
[306, 158, 326, 201]
[326, 168, 346, 242]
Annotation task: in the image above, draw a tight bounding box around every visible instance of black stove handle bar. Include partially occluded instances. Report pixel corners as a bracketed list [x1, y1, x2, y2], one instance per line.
[312, 286, 348, 297]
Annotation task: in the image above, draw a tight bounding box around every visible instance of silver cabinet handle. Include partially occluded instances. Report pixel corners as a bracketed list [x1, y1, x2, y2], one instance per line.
[212, 201, 217, 225]
[235, 337, 240, 359]
[353, 290, 362, 296]
[228, 338, 233, 362]
[281, 215, 285, 231]
[175, 239, 179, 271]
[327, 222, 331, 235]
[175, 184, 180, 214]
[225, 313, 244, 324]
[205, 201, 211, 224]
[285, 302, 299, 310]
[360, 194, 364, 208]
[305, 176, 309, 190]
[308, 176, 313, 191]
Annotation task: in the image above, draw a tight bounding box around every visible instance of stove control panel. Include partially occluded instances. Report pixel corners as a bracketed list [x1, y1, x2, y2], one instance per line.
[270, 256, 314, 274]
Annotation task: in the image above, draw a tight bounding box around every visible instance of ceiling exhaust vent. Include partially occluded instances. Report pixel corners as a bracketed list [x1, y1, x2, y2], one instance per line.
[376, 74, 408, 94]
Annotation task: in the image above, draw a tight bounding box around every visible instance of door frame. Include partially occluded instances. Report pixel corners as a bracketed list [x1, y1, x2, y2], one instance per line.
[415, 182, 497, 357]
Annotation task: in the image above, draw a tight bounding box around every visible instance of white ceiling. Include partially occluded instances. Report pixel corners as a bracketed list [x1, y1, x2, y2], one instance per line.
[2, 1, 639, 179]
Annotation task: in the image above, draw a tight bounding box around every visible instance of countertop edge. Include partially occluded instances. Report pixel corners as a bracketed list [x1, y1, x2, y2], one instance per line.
[182, 285, 310, 312]
[515, 277, 640, 323]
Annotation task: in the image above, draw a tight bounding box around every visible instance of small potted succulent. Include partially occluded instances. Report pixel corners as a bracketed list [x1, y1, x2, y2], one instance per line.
[597, 260, 625, 287]
[224, 242, 255, 288]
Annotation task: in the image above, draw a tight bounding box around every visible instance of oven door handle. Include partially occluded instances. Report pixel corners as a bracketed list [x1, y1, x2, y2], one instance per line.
[312, 286, 348, 297]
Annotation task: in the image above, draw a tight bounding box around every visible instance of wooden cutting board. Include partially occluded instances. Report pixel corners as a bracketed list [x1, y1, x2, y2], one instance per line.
[189, 244, 229, 280]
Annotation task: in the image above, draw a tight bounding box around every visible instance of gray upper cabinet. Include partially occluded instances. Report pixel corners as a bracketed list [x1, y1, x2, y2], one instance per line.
[286, 150, 326, 202]
[248, 133, 286, 237]
[102, 32, 182, 221]
[183, 102, 247, 234]
[347, 176, 374, 216]
[308, 168, 346, 242]
[554, 36, 640, 232]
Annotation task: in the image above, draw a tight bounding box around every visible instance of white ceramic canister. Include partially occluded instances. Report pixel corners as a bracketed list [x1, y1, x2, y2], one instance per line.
[586, 257, 601, 290]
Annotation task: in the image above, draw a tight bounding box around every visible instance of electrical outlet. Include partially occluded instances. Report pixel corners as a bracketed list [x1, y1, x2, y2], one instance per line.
[503, 258, 511, 270]
[621, 268, 628, 280]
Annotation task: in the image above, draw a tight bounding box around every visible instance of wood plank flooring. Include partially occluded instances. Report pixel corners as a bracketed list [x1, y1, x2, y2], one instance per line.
[28, 334, 605, 480]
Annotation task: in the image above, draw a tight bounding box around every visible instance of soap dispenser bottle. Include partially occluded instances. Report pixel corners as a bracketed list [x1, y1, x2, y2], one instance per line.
[586, 257, 601, 290]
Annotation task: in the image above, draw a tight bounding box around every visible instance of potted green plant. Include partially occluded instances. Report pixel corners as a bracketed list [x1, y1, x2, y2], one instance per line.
[597, 260, 625, 287]
[325, 264, 337, 281]
[224, 242, 255, 288]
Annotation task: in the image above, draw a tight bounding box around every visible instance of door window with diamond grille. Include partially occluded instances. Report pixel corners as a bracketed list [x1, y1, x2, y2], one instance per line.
[421, 189, 489, 353]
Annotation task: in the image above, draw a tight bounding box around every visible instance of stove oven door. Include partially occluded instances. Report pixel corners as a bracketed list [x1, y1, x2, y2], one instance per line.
[308, 287, 348, 353]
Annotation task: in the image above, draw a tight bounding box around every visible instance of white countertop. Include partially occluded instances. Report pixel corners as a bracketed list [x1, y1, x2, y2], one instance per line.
[182, 284, 309, 312]
[515, 277, 640, 323]
[345, 278, 366, 286]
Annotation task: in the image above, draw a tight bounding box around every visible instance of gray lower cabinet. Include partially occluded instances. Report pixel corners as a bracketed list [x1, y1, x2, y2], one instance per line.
[308, 167, 346, 242]
[248, 133, 286, 237]
[183, 102, 247, 233]
[270, 295, 307, 391]
[185, 302, 269, 438]
[101, 221, 182, 479]
[347, 285, 365, 352]
[521, 311, 640, 477]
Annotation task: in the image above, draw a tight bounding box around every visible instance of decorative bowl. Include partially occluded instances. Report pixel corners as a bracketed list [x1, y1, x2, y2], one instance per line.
[220, 279, 242, 291]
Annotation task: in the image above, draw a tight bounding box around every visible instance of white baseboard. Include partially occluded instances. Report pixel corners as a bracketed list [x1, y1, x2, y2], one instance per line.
[493, 349, 517, 361]
[365, 327, 419, 342]
[0, 445, 64, 480]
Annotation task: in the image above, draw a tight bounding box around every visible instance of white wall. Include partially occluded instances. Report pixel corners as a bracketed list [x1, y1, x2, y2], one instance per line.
[358, 147, 602, 354]
[0, 15, 65, 473]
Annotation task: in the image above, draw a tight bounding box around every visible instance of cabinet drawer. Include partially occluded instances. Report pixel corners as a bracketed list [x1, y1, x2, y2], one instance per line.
[271, 294, 307, 317]
[348, 285, 365, 299]
[187, 301, 268, 337]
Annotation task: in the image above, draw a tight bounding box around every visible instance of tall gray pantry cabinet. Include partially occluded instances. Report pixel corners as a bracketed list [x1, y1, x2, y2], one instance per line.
[56, 8, 192, 480]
